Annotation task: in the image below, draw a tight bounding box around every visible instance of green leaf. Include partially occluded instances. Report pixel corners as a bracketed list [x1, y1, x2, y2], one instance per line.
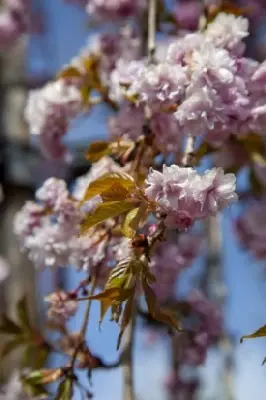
[143, 279, 181, 332]
[117, 295, 134, 350]
[240, 325, 266, 343]
[55, 378, 73, 400]
[17, 295, 31, 332]
[81, 172, 135, 204]
[86, 141, 111, 162]
[1, 336, 26, 358]
[22, 344, 50, 370]
[0, 315, 22, 335]
[80, 200, 138, 234]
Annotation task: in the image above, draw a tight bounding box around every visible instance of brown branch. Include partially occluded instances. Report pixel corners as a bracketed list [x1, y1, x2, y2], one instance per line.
[182, 135, 196, 167]
[121, 308, 136, 400]
[147, 0, 157, 64]
[203, 216, 235, 400]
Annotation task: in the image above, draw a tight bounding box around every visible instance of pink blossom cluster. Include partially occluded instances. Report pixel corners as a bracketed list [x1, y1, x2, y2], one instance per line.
[236, 201, 266, 260]
[0, 0, 30, 49]
[109, 13, 266, 147]
[25, 26, 142, 160]
[145, 165, 237, 229]
[13, 158, 129, 282]
[175, 290, 222, 367]
[109, 102, 183, 155]
[25, 79, 83, 159]
[45, 290, 78, 323]
[90, 26, 141, 84]
[164, 374, 199, 398]
[86, 0, 146, 20]
[151, 233, 202, 303]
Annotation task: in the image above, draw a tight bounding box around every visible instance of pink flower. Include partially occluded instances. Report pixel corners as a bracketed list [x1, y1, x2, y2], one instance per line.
[167, 33, 203, 65]
[36, 178, 68, 208]
[91, 27, 141, 84]
[173, 1, 202, 31]
[25, 222, 72, 268]
[13, 201, 44, 242]
[45, 290, 77, 323]
[130, 63, 188, 111]
[145, 166, 237, 229]
[205, 13, 249, 56]
[25, 80, 83, 159]
[151, 234, 201, 302]
[195, 168, 238, 216]
[86, 0, 146, 20]
[108, 102, 145, 142]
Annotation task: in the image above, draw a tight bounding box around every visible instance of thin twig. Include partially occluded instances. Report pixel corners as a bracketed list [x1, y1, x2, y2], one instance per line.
[148, 0, 157, 64]
[69, 277, 97, 370]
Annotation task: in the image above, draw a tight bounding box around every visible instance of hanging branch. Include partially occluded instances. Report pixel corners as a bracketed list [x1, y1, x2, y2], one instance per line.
[121, 2, 158, 399]
[147, 0, 157, 64]
[204, 216, 235, 400]
[121, 308, 136, 400]
[182, 135, 196, 167]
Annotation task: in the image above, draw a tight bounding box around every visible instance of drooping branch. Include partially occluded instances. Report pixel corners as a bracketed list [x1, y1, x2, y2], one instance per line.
[147, 0, 157, 64]
[203, 216, 235, 400]
[182, 135, 196, 167]
[121, 309, 136, 400]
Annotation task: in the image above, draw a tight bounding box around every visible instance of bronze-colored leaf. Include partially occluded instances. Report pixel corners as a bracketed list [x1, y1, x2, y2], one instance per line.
[89, 287, 133, 302]
[80, 200, 138, 234]
[143, 279, 181, 332]
[107, 257, 132, 289]
[86, 141, 111, 162]
[17, 295, 31, 332]
[101, 182, 130, 202]
[122, 203, 148, 238]
[117, 295, 134, 350]
[0, 315, 22, 335]
[21, 377, 49, 400]
[122, 208, 140, 238]
[1, 336, 26, 358]
[81, 172, 135, 204]
[55, 378, 73, 400]
[251, 152, 266, 167]
[241, 132, 265, 155]
[25, 369, 64, 386]
[240, 325, 266, 343]
[57, 66, 81, 80]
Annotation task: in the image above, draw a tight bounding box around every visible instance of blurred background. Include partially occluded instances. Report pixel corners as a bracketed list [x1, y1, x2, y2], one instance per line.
[1, 0, 266, 399]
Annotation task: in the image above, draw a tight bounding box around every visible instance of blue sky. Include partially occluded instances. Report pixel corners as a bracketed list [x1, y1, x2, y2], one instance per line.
[30, 1, 266, 398]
